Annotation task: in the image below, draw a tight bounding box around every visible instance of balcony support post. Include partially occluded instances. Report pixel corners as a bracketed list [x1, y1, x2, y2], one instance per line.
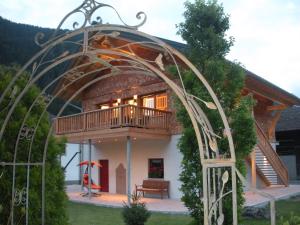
[251, 149, 257, 189]
[88, 139, 92, 199]
[126, 136, 132, 204]
[119, 106, 122, 126]
[79, 142, 84, 191]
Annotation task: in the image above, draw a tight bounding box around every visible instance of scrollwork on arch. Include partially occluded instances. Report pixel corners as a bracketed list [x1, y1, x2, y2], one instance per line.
[35, 0, 147, 47]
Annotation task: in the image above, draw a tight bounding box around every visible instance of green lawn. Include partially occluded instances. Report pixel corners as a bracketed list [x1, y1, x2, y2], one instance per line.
[240, 195, 300, 225]
[68, 195, 300, 225]
[68, 202, 192, 225]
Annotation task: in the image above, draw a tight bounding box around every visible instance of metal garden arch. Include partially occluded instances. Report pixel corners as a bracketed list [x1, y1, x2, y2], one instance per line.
[0, 1, 276, 225]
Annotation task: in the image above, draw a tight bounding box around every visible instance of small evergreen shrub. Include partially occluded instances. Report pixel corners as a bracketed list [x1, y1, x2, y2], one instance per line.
[122, 193, 151, 225]
[280, 212, 300, 225]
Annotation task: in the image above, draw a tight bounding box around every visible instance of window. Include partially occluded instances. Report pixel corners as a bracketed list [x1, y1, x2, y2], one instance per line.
[98, 101, 118, 109]
[155, 94, 167, 111]
[99, 104, 109, 109]
[124, 98, 137, 106]
[148, 158, 164, 179]
[142, 93, 167, 110]
[112, 101, 119, 107]
[142, 96, 155, 108]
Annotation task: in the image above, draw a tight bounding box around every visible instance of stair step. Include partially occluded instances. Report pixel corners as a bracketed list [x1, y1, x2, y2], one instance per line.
[258, 168, 274, 171]
[258, 169, 276, 173]
[259, 166, 275, 170]
[254, 147, 283, 186]
[260, 172, 277, 175]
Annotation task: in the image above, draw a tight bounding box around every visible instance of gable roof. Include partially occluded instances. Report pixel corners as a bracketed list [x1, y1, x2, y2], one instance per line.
[244, 70, 300, 106]
[143, 36, 300, 106]
[1, 17, 299, 107]
[119, 31, 300, 105]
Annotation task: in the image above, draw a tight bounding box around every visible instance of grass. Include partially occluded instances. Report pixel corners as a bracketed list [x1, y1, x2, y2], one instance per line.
[68, 195, 300, 225]
[68, 202, 192, 225]
[241, 195, 300, 225]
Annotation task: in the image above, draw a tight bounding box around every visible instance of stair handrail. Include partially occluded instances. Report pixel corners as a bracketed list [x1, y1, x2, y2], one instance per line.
[255, 121, 289, 186]
[63, 151, 79, 171]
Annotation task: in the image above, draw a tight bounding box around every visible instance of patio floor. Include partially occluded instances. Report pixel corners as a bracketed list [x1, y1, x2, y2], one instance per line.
[67, 185, 188, 214]
[67, 184, 300, 213]
[244, 184, 300, 207]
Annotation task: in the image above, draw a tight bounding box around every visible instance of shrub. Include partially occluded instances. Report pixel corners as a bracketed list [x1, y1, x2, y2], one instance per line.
[280, 212, 300, 225]
[0, 65, 68, 225]
[122, 193, 151, 225]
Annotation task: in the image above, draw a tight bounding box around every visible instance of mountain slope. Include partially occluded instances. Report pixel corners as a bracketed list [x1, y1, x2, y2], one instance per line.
[0, 16, 54, 65]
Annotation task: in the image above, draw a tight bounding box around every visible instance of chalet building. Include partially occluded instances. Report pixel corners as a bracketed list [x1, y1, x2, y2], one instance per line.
[57, 34, 300, 199]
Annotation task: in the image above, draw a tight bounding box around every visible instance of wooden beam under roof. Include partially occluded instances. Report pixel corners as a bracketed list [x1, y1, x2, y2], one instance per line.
[267, 104, 287, 111]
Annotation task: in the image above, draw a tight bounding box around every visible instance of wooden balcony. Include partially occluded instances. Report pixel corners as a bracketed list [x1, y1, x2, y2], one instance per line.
[54, 105, 172, 141]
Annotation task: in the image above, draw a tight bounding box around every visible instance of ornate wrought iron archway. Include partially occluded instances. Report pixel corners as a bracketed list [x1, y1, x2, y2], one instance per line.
[0, 1, 276, 225]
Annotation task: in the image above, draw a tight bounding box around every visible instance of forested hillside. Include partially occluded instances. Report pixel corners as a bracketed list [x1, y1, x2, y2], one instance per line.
[0, 17, 185, 114]
[0, 17, 80, 114]
[0, 16, 54, 65]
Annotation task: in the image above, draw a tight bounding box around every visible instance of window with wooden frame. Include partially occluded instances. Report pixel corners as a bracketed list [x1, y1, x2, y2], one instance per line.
[141, 92, 167, 110]
[97, 101, 118, 109]
[142, 95, 155, 108]
[124, 98, 137, 106]
[99, 104, 109, 110]
[155, 93, 167, 111]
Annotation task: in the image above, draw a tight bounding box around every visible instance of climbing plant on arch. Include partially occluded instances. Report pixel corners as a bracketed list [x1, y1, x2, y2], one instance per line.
[0, 1, 277, 225]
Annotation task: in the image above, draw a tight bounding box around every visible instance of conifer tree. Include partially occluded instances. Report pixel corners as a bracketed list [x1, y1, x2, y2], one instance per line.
[176, 1, 256, 224]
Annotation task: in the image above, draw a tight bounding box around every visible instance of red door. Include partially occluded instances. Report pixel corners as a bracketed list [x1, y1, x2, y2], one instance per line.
[99, 160, 109, 192]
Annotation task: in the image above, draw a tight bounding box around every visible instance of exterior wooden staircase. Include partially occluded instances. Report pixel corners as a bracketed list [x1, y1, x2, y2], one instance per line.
[253, 121, 289, 186]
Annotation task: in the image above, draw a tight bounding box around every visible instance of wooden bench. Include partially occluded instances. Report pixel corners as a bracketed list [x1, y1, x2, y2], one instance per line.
[135, 179, 169, 199]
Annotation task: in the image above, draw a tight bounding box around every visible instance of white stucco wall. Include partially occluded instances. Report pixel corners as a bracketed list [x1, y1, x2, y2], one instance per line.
[245, 160, 267, 190]
[83, 135, 183, 199]
[61, 143, 80, 183]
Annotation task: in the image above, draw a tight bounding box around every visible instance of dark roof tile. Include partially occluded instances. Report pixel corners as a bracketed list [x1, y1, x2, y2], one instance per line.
[276, 106, 300, 131]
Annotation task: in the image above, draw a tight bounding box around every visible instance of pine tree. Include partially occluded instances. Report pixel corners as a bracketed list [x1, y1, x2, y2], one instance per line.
[176, 0, 257, 224]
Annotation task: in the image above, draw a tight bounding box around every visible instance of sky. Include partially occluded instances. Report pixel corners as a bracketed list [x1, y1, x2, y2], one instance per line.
[1, 0, 300, 98]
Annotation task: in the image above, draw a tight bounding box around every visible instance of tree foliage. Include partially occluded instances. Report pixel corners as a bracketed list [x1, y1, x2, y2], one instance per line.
[0, 65, 68, 225]
[0, 17, 53, 66]
[175, 0, 256, 224]
[0, 17, 81, 116]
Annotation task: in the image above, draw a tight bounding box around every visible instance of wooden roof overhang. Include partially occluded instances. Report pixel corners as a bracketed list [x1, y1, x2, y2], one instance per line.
[244, 70, 300, 106]
[53, 32, 185, 102]
[51, 29, 300, 109]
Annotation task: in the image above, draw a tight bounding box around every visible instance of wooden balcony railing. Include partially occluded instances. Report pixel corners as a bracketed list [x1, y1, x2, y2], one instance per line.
[255, 121, 289, 186]
[54, 105, 172, 135]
